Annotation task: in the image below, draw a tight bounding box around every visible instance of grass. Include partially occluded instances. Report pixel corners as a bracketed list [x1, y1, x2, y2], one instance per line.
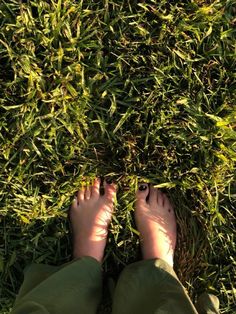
[0, 0, 235, 312]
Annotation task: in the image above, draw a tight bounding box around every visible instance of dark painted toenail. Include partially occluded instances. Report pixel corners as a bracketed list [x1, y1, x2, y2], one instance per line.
[139, 185, 147, 191]
[106, 178, 113, 184]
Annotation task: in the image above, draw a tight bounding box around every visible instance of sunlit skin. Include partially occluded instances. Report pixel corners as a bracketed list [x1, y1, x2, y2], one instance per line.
[70, 178, 116, 262]
[135, 183, 177, 267]
[70, 178, 176, 266]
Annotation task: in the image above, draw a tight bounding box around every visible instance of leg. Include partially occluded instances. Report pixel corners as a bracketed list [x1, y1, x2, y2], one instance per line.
[15, 263, 61, 300]
[12, 257, 102, 314]
[12, 178, 117, 314]
[112, 183, 198, 314]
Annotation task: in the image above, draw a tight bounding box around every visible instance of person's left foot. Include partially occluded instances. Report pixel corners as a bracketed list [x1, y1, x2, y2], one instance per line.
[70, 178, 116, 263]
[135, 183, 176, 267]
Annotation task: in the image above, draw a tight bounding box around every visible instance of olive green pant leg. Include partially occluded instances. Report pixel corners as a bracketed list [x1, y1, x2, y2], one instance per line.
[112, 258, 198, 314]
[16, 261, 83, 300]
[11, 257, 102, 314]
[16, 264, 62, 300]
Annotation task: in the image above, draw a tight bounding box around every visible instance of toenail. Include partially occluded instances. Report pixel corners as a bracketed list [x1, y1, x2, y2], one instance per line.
[106, 178, 113, 184]
[139, 184, 147, 191]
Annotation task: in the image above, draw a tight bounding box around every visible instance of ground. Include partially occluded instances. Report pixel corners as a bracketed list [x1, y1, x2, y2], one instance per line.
[0, 0, 235, 313]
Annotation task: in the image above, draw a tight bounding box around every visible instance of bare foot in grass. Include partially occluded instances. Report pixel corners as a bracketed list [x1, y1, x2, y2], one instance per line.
[135, 183, 177, 267]
[70, 178, 116, 263]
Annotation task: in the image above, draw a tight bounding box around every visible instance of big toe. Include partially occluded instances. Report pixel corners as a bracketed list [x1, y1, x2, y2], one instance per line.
[91, 177, 101, 199]
[136, 183, 149, 205]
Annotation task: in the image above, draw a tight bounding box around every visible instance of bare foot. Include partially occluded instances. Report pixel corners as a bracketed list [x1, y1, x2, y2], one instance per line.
[70, 178, 116, 263]
[135, 183, 176, 267]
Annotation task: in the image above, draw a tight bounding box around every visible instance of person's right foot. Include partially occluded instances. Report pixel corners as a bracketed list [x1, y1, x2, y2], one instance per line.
[135, 183, 177, 267]
[70, 178, 116, 263]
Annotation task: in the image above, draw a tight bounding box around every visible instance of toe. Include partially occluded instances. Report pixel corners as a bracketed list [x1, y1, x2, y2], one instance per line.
[162, 193, 169, 205]
[91, 178, 100, 198]
[163, 194, 174, 213]
[71, 196, 78, 211]
[104, 179, 116, 202]
[148, 184, 158, 205]
[78, 188, 85, 202]
[85, 185, 91, 200]
[136, 183, 149, 203]
[157, 189, 164, 206]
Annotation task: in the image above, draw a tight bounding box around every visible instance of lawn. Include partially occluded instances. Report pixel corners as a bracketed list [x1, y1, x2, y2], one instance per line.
[0, 0, 235, 312]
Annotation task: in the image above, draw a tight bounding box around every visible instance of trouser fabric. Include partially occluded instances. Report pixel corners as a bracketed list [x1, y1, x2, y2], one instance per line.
[11, 257, 102, 314]
[11, 257, 219, 314]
